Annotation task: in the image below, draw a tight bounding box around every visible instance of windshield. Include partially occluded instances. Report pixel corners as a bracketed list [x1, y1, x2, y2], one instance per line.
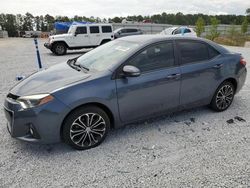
[68, 26, 75, 34]
[76, 40, 140, 71]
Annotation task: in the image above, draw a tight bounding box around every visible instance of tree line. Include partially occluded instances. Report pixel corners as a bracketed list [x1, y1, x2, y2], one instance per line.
[0, 11, 249, 37]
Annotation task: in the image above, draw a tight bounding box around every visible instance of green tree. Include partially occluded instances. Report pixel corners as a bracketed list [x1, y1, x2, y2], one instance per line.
[44, 14, 55, 31]
[112, 17, 122, 23]
[195, 17, 205, 37]
[246, 8, 250, 15]
[241, 16, 248, 34]
[23, 12, 34, 31]
[207, 17, 220, 40]
[4, 14, 18, 37]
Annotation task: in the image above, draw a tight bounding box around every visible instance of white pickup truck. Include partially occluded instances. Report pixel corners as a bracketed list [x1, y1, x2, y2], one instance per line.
[44, 23, 114, 55]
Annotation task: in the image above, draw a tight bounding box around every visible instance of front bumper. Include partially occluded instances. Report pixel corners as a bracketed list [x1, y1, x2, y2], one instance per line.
[3, 95, 70, 144]
[44, 42, 52, 49]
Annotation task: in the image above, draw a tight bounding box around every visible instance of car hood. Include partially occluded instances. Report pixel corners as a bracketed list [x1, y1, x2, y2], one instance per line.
[51, 33, 71, 39]
[10, 62, 91, 96]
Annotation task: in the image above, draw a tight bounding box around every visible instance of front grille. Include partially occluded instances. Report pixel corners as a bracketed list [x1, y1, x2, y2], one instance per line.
[7, 93, 19, 100]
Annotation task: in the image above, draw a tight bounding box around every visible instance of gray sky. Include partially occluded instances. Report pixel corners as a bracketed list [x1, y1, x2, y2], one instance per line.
[1, 0, 249, 17]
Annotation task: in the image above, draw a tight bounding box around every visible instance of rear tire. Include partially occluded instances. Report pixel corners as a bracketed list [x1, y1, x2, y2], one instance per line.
[52, 42, 67, 55]
[210, 81, 235, 112]
[62, 106, 110, 150]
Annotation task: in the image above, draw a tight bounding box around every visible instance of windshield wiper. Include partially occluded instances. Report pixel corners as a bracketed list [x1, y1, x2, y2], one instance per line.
[67, 58, 81, 71]
[67, 57, 89, 72]
[78, 64, 89, 71]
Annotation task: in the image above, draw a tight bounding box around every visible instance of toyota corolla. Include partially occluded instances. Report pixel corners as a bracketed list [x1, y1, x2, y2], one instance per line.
[4, 35, 247, 150]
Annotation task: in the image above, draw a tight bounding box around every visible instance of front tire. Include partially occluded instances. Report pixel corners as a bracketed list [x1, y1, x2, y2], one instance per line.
[210, 81, 235, 112]
[52, 42, 67, 55]
[62, 106, 110, 150]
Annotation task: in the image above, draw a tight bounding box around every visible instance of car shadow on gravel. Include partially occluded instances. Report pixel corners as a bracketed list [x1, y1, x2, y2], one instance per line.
[14, 98, 245, 156]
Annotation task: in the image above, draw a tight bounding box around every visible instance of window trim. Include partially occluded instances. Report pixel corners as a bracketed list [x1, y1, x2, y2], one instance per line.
[176, 39, 220, 65]
[113, 40, 178, 79]
[76, 26, 87, 34]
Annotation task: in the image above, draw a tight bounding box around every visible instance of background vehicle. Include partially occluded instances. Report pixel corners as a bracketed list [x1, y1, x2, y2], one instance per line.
[44, 23, 114, 55]
[114, 27, 143, 39]
[4, 35, 247, 150]
[160, 26, 197, 37]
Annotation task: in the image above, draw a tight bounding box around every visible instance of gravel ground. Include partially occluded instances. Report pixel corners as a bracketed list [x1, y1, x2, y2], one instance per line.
[0, 38, 250, 188]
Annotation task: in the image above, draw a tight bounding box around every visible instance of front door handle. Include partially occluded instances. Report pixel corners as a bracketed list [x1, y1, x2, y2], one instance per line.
[213, 64, 223, 69]
[166, 73, 181, 80]
[84, 35, 89, 37]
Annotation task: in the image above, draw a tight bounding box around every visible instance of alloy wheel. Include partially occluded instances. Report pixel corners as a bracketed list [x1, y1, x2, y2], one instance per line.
[70, 113, 106, 147]
[215, 84, 234, 110]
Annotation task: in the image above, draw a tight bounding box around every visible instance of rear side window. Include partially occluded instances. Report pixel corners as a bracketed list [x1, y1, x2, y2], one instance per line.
[177, 41, 209, 64]
[90, 26, 100, 34]
[208, 45, 220, 59]
[184, 29, 191, 33]
[102, 26, 112, 33]
[76, 27, 87, 34]
[127, 42, 175, 73]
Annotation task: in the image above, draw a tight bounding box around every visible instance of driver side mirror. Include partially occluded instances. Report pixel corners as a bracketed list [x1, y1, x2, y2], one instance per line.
[122, 65, 141, 77]
[74, 32, 79, 36]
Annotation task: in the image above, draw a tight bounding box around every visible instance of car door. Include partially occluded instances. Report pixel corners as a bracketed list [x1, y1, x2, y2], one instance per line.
[89, 26, 101, 46]
[176, 39, 222, 108]
[72, 26, 91, 47]
[115, 41, 181, 122]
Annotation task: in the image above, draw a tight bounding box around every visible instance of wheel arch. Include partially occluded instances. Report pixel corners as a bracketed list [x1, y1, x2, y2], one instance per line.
[222, 77, 238, 91]
[100, 39, 111, 45]
[52, 41, 69, 48]
[60, 102, 115, 140]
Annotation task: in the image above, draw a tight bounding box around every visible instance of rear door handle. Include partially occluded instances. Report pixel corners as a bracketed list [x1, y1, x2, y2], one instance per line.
[213, 64, 223, 69]
[166, 73, 181, 80]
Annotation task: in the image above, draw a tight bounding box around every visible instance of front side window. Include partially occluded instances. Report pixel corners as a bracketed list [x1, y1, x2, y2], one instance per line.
[76, 27, 87, 34]
[173, 28, 182, 35]
[90, 26, 100, 34]
[177, 41, 209, 64]
[127, 42, 175, 73]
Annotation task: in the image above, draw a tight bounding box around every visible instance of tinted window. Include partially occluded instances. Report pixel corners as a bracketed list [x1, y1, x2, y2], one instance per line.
[177, 41, 209, 64]
[208, 45, 220, 59]
[102, 26, 112, 33]
[76, 27, 87, 34]
[127, 29, 138, 33]
[127, 42, 175, 72]
[173, 28, 182, 35]
[90, 26, 100, 34]
[184, 29, 191, 33]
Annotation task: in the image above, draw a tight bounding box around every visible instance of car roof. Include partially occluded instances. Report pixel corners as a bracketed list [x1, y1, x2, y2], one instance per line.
[72, 23, 112, 27]
[118, 35, 229, 54]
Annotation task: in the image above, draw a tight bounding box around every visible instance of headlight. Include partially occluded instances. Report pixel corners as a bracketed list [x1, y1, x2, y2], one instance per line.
[17, 94, 54, 109]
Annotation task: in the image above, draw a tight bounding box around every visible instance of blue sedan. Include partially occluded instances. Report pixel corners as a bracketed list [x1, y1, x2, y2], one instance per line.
[4, 35, 247, 150]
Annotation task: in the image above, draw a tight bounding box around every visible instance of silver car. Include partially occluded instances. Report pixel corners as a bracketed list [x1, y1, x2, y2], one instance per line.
[114, 27, 143, 39]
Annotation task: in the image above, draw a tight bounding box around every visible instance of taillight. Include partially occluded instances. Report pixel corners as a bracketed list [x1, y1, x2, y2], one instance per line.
[240, 57, 246, 66]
